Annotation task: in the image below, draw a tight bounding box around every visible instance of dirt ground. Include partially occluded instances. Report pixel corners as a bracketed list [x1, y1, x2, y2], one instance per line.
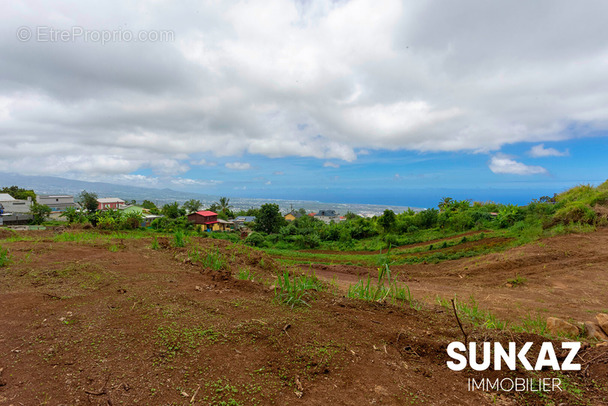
[306, 229, 608, 325]
[1, 230, 607, 405]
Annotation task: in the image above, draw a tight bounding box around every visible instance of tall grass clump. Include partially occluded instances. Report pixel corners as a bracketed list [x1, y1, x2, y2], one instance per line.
[274, 271, 324, 308]
[202, 249, 228, 271]
[150, 237, 159, 250]
[0, 246, 10, 267]
[173, 230, 187, 247]
[347, 264, 416, 308]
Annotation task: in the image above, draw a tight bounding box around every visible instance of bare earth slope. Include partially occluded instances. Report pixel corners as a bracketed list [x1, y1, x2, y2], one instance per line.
[1, 231, 607, 405]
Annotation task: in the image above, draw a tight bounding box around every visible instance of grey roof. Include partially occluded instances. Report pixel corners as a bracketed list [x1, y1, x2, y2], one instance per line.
[0, 193, 16, 201]
[234, 216, 256, 222]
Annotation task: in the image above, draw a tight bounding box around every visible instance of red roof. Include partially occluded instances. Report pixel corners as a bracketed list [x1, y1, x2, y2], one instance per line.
[195, 210, 217, 216]
[308, 213, 316, 216]
[204, 221, 219, 225]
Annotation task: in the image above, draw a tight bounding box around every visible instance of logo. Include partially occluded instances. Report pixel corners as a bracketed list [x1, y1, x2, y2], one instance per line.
[446, 341, 581, 371]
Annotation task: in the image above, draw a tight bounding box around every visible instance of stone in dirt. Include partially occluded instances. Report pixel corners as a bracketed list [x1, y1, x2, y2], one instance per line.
[546, 317, 580, 337]
[596, 313, 608, 335]
[584, 321, 608, 341]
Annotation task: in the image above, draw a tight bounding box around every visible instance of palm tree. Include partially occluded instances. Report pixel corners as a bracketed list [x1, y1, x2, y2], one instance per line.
[217, 197, 232, 212]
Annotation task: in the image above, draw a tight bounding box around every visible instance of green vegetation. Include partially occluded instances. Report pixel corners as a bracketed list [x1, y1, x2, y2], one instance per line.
[274, 271, 324, 308]
[0, 246, 10, 267]
[347, 264, 416, 308]
[437, 296, 507, 330]
[29, 202, 52, 225]
[189, 248, 228, 271]
[0, 185, 36, 200]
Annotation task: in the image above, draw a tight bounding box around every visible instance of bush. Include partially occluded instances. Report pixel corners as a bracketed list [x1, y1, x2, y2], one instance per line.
[245, 232, 265, 247]
[552, 202, 597, 225]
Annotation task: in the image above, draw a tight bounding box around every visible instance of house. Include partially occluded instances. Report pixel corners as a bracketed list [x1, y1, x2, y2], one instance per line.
[314, 209, 343, 224]
[284, 211, 303, 222]
[233, 216, 256, 230]
[36, 195, 77, 213]
[0, 193, 32, 213]
[187, 210, 232, 232]
[97, 198, 126, 211]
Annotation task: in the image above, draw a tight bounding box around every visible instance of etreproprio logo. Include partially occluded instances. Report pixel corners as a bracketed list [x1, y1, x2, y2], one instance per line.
[446, 341, 581, 392]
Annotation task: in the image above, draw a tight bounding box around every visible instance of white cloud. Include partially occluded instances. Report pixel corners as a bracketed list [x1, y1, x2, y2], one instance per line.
[190, 159, 217, 166]
[225, 162, 252, 170]
[528, 144, 569, 157]
[323, 162, 340, 168]
[273, 171, 284, 175]
[489, 155, 548, 175]
[1, 0, 607, 180]
[171, 178, 222, 186]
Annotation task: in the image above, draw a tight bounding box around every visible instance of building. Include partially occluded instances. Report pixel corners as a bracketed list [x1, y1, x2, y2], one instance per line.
[284, 211, 303, 222]
[314, 209, 343, 224]
[0, 213, 34, 226]
[36, 195, 77, 213]
[187, 210, 232, 232]
[0, 193, 32, 213]
[233, 216, 256, 230]
[97, 198, 126, 211]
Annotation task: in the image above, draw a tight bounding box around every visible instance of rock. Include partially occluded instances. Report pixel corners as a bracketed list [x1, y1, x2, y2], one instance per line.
[584, 321, 608, 341]
[596, 313, 608, 335]
[546, 317, 580, 337]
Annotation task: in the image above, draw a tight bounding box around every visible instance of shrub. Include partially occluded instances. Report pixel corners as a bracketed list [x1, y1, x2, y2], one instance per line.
[245, 232, 265, 247]
[552, 202, 596, 225]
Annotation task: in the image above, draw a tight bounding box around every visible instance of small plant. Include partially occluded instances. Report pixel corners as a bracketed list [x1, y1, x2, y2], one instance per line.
[507, 273, 527, 287]
[202, 249, 228, 271]
[0, 247, 11, 268]
[173, 230, 186, 247]
[347, 264, 417, 308]
[274, 271, 323, 308]
[236, 268, 253, 280]
[0, 246, 10, 267]
[108, 244, 119, 252]
[150, 237, 159, 250]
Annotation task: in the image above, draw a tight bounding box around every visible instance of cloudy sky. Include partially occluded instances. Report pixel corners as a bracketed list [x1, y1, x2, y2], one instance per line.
[2, 0, 607, 206]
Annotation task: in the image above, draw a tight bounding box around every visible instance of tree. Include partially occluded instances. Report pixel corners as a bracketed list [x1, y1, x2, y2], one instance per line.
[30, 202, 51, 225]
[141, 200, 160, 214]
[0, 186, 36, 200]
[182, 199, 202, 214]
[378, 209, 396, 231]
[78, 191, 98, 213]
[438, 197, 454, 212]
[217, 197, 232, 212]
[254, 203, 285, 234]
[162, 202, 185, 219]
[60, 207, 81, 223]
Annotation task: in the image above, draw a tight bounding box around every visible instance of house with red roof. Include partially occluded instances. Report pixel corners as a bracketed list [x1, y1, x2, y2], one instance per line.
[187, 210, 233, 232]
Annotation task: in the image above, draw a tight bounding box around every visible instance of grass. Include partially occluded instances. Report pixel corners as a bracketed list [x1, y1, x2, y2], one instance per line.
[507, 273, 527, 287]
[150, 236, 159, 250]
[173, 230, 187, 247]
[274, 271, 324, 308]
[347, 264, 418, 308]
[189, 248, 228, 271]
[236, 268, 254, 281]
[437, 295, 508, 330]
[0, 245, 10, 267]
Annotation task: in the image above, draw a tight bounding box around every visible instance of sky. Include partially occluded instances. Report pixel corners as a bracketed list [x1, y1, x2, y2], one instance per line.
[1, 0, 607, 207]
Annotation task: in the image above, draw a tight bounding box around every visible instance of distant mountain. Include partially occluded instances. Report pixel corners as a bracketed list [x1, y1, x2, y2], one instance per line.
[0, 172, 416, 215]
[0, 172, 215, 204]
